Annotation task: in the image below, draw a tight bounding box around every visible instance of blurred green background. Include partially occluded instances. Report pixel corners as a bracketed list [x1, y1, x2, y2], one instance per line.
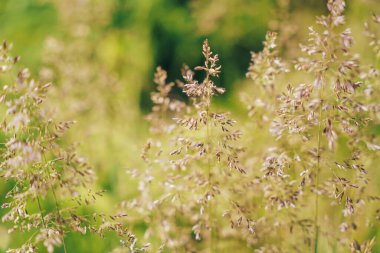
[0, 0, 379, 252]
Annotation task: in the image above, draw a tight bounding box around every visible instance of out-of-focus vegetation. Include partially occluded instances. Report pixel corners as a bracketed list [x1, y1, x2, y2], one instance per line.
[0, 0, 379, 252]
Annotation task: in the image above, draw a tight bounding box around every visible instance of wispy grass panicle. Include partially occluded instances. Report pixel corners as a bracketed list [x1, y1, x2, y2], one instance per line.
[365, 13, 380, 58]
[0, 42, 142, 253]
[126, 39, 248, 252]
[270, 0, 380, 251]
[169, 40, 247, 251]
[243, 31, 288, 121]
[236, 1, 380, 252]
[146, 66, 186, 135]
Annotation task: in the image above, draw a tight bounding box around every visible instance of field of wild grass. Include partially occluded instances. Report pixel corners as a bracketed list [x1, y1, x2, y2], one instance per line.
[0, 0, 380, 252]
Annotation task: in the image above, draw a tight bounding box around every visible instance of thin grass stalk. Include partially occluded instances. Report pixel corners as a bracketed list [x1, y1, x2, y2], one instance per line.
[37, 196, 47, 229]
[43, 151, 68, 253]
[314, 74, 324, 253]
[205, 73, 215, 252]
[51, 187, 68, 253]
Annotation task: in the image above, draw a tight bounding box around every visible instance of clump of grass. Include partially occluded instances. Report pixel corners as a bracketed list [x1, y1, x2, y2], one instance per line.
[0, 42, 143, 253]
[129, 1, 380, 252]
[248, 0, 379, 251]
[126, 40, 250, 252]
[1, 0, 379, 252]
